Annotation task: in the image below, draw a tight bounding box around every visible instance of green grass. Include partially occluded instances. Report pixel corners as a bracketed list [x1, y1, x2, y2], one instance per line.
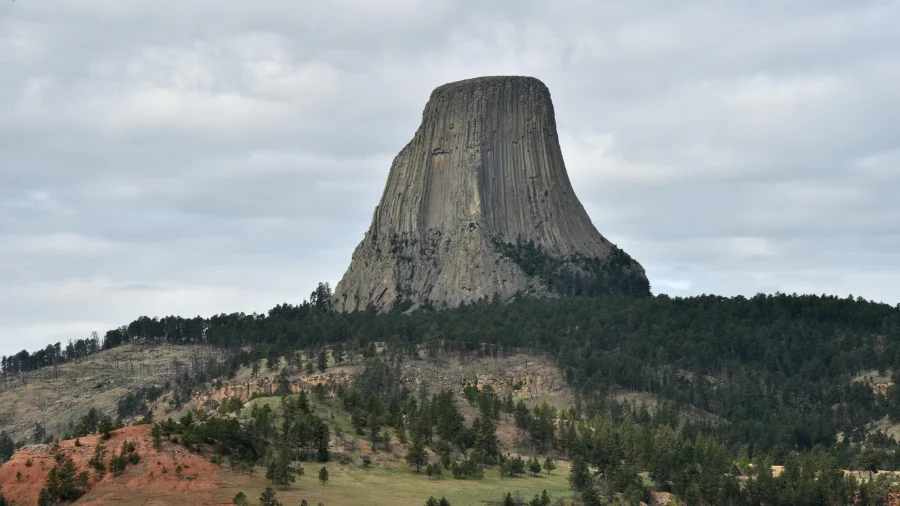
[206, 392, 575, 505]
[220, 461, 573, 506]
[242, 395, 285, 415]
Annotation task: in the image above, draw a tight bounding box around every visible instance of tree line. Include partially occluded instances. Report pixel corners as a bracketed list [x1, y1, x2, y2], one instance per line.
[5, 287, 900, 453]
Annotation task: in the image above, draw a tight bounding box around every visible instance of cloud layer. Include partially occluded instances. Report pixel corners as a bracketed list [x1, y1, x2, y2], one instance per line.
[2, 0, 899, 356]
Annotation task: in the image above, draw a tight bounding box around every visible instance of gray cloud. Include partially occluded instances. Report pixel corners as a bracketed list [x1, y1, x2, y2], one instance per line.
[1, 0, 899, 356]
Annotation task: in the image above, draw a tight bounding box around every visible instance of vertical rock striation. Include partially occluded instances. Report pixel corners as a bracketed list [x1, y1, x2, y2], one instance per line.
[334, 76, 649, 312]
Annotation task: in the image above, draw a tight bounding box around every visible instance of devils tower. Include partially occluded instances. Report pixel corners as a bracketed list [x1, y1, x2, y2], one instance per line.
[334, 76, 649, 312]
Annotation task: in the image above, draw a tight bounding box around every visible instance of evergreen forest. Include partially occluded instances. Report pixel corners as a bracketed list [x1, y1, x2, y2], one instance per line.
[4, 285, 900, 504]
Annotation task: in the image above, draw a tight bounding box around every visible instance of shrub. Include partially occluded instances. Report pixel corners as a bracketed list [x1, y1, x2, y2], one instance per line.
[426, 462, 443, 480]
[232, 491, 248, 505]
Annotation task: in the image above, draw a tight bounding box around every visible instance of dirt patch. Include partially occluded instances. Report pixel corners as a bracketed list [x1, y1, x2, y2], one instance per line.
[0, 425, 223, 505]
[651, 491, 673, 505]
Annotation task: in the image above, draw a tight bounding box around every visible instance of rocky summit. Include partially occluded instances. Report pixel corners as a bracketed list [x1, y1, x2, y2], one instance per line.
[334, 76, 649, 312]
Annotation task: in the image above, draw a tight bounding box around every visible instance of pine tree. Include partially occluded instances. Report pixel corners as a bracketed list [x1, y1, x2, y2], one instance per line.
[542, 456, 556, 474]
[317, 350, 328, 373]
[265, 442, 296, 489]
[258, 486, 281, 506]
[314, 420, 331, 462]
[56, 457, 81, 500]
[569, 456, 592, 492]
[581, 486, 603, 506]
[38, 488, 54, 506]
[89, 442, 106, 476]
[151, 423, 162, 450]
[473, 417, 500, 464]
[405, 438, 428, 473]
[297, 390, 311, 413]
[332, 342, 345, 365]
[369, 421, 381, 448]
[426, 462, 443, 480]
[36, 456, 88, 504]
[97, 416, 114, 439]
[318, 466, 329, 485]
[275, 369, 292, 397]
[33, 422, 46, 443]
[266, 353, 279, 372]
[529, 456, 542, 476]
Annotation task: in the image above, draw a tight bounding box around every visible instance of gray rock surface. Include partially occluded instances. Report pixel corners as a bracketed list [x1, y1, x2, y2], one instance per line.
[334, 76, 647, 312]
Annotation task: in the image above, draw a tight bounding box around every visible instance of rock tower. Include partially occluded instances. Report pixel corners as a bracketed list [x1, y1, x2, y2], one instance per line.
[334, 76, 648, 312]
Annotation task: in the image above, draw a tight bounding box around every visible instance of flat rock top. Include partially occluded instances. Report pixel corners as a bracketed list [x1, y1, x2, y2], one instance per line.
[429, 75, 549, 97]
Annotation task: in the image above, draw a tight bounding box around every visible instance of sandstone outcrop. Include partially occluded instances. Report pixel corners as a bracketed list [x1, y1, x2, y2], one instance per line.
[334, 76, 648, 312]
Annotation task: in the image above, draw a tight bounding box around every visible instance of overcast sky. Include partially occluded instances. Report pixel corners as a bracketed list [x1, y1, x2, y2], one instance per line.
[1, 1, 899, 357]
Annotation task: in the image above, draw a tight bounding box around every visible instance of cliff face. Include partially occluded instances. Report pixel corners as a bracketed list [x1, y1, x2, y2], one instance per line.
[334, 76, 648, 312]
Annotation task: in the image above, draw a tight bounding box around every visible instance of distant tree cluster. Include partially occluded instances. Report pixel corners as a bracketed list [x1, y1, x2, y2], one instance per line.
[496, 491, 551, 506]
[1, 333, 100, 375]
[151, 389, 330, 488]
[116, 385, 164, 420]
[37, 455, 90, 505]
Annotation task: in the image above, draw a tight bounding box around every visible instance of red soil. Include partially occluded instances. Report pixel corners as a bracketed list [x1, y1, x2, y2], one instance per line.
[0, 425, 224, 505]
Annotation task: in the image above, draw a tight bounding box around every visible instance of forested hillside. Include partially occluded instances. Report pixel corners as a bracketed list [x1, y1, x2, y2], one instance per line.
[4, 287, 900, 504]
